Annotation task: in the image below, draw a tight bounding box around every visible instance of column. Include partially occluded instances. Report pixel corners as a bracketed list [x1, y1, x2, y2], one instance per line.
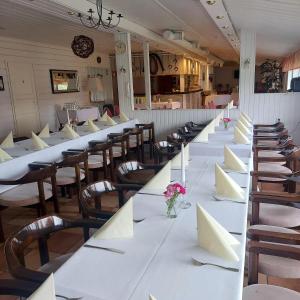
[143, 42, 152, 110]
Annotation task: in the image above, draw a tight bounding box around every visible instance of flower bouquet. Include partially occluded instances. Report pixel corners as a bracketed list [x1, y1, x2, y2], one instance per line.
[222, 117, 231, 129]
[164, 183, 186, 218]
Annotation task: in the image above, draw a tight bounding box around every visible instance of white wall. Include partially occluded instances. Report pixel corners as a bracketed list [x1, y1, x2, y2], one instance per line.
[239, 30, 300, 143]
[0, 36, 112, 139]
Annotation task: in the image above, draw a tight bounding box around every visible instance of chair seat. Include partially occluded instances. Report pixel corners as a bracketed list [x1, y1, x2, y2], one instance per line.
[0, 182, 53, 207]
[39, 253, 73, 274]
[112, 146, 127, 158]
[81, 155, 110, 170]
[258, 203, 300, 228]
[248, 225, 300, 278]
[256, 132, 279, 137]
[258, 151, 285, 166]
[126, 169, 155, 185]
[258, 163, 292, 182]
[243, 284, 300, 300]
[257, 140, 279, 147]
[54, 167, 85, 186]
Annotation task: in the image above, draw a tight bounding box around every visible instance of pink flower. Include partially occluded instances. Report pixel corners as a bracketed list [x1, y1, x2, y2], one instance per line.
[164, 183, 186, 199]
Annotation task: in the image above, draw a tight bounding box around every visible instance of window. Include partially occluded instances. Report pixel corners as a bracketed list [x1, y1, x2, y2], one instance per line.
[287, 68, 300, 90]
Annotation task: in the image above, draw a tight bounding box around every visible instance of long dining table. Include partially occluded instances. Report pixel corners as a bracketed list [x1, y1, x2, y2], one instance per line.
[53, 121, 253, 300]
[0, 119, 137, 194]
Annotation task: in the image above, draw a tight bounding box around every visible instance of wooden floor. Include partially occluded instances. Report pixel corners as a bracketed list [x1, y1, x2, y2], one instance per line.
[0, 168, 299, 298]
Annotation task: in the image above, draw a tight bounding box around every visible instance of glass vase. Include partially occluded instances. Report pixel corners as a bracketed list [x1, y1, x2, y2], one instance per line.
[166, 196, 178, 219]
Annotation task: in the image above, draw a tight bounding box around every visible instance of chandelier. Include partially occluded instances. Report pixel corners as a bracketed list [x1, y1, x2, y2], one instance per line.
[77, 0, 123, 30]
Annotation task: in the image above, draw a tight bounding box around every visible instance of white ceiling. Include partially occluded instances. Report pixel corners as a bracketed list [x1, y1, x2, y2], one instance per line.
[224, 0, 300, 62]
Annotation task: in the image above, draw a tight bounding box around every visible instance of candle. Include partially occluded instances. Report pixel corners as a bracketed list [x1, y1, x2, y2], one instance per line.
[181, 143, 186, 186]
[66, 109, 70, 125]
[227, 104, 230, 118]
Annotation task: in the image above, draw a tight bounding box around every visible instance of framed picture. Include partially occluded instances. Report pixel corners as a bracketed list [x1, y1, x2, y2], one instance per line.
[0, 76, 4, 91]
[49, 69, 80, 94]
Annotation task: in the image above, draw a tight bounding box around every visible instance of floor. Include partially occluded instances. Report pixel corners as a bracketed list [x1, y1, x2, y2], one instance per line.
[0, 158, 300, 298]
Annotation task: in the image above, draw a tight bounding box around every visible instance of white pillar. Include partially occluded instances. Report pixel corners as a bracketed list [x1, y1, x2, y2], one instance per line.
[239, 30, 256, 111]
[143, 42, 152, 110]
[114, 32, 134, 113]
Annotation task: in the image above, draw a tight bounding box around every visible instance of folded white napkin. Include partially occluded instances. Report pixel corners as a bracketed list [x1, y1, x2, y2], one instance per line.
[87, 120, 100, 132]
[120, 111, 129, 122]
[144, 161, 171, 190]
[229, 100, 234, 109]
[215, 163, 245, 201]
[63, 124, 80, 139]
[28, 273, 56, 300]
[207, 120, 215, 134]
[240, 116, 252, 128]
[197, 204, 240, 261]
[171, 144, 189, 168]
[100, 111, 108, 121]
[236, 120, 251, 135]
[39, 124, 50, 138]
[194, 127, 209, 142]
[234, 127, 250, 144]
[106, 115, 117, 126]
[241, 112, 252, 123]
[224, 146, 247, 172]
[149, 295, 157, 300]
[0, 148, 13, 162]
[94, 198, 133, 240]
[32, 132, 49, 150]
[0, 132, 14, 149]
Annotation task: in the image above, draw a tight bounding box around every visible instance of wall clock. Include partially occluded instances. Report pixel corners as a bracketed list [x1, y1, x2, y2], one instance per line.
[71, 35, 94, 58]
[115, 40, 126, 54]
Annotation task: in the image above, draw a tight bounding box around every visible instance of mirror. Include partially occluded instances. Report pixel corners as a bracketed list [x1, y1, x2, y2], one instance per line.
[50, 69, 80, 94]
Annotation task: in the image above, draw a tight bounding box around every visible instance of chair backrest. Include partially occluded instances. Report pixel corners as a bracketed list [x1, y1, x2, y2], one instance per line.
[136, 122, 155, 143]
[108, 132, 130, 161]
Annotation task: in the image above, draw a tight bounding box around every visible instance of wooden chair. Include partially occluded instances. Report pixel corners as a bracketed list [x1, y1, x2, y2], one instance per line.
[4, 215, 105, 283]
[185, 122, 205, 132]
[0, 163, 59, 242]
[123, 127, 144, 162]
[244, 227, 300, 300]
[177, 127, 198, 142]
[167, 132, 186, 145]
[0, 279, 40, 297]
[87, 141, 115, 182]
[136, 123, 156, 160]
[107, 132, 130, 165]
[80, 180, 142, 221]
[117, 160, 163, 185]
[154, 141, 180, 164]
[53, 151, 89, 210]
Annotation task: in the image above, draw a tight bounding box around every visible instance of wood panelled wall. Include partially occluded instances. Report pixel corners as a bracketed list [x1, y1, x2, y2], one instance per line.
[0, 37, 112, 139]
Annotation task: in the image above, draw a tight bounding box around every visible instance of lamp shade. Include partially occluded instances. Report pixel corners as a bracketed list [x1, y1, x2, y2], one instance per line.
[87, 77, 104, 92]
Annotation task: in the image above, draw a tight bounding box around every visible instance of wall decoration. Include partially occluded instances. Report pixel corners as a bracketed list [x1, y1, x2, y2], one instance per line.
[97, 56, 102, 64]
[50, 70, 80, 94]
[260, 59, 282, 93]
[115, 40, 127, 55]
[0, 76, 4, 91]
[71, 35, 94, 58]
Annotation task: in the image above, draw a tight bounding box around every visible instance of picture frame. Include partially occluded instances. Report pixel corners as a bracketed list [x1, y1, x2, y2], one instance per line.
[0, 76, 4, 91]
[49, 69, 80, 94]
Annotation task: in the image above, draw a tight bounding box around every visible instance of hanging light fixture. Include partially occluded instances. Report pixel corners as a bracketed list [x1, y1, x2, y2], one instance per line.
[77, 0, 123, 30]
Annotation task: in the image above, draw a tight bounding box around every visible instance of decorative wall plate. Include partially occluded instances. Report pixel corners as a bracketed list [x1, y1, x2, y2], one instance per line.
[71, 35, 94, 58]
[115, 40, 126, 54]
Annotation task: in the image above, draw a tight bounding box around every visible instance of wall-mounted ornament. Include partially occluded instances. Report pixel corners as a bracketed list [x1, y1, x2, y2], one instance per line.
[115, 41, 126, 54]
[97, 56, 102, 64]
[71, 35, 94, 58]
[0, 76, 4, 91]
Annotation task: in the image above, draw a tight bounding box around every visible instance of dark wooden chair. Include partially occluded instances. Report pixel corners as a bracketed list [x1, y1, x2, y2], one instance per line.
[80, 180, 142, 221]
[136, 123, 156, 160]
[177, 127, 198, 142]
[86, 141, 115, 182]
[244, 227, 300, 299]
[0, 163, 59, 242]
[154, 141, 180, 164]
[116, 160, 163, 185]
[185, 122, 205, 132]
[123, 127, 144, 162]
[167, 132, 186, 145]
[0, 279, 40, 297]
[108, 132, 130, 165]
[4, 215, 105, 283]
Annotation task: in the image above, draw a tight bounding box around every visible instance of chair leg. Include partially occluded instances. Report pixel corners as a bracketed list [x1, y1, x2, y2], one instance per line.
[0, 211, 5, 243]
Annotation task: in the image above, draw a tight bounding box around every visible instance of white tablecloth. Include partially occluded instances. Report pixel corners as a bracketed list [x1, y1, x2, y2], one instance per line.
[53, 123, 252, 300]
[57, 107, 100, 124]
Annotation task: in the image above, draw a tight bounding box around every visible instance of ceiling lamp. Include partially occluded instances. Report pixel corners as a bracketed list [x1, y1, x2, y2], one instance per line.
[216, 15, 224, 19]
[77, 0, 123, 30]
[206, 0, 216, 4]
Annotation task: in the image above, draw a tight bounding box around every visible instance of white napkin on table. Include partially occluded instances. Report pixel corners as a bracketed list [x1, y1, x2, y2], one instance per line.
[171, 144, 189, 168]
[0, 148, 13, 162]
[120, 111, 129, 122]
[237, 120, 251, 135]
[241, 112, 252, 123]
[100, 111, 108, 122]
[194, 127, 209, 143]
[87, 120, 100, 132]
[149, 295, 157, 300]
[234, 127, 250, 144]
[93, 198, 133, 240]
[215, 163, 245, 202]
[32, 132, 49, 150]
[63, 124, 80, 139]
[224, 146, 247, 172]
[28, 273, 56, 300]
[39, 124, 50, 138]
[0, 132, 14, 149]
[144, 161, 171, 190]
[207, 120, 215, 134]
[240, 116, 252, 128]
[197, 204, 240, 262]
[106, 115, 117, 126]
